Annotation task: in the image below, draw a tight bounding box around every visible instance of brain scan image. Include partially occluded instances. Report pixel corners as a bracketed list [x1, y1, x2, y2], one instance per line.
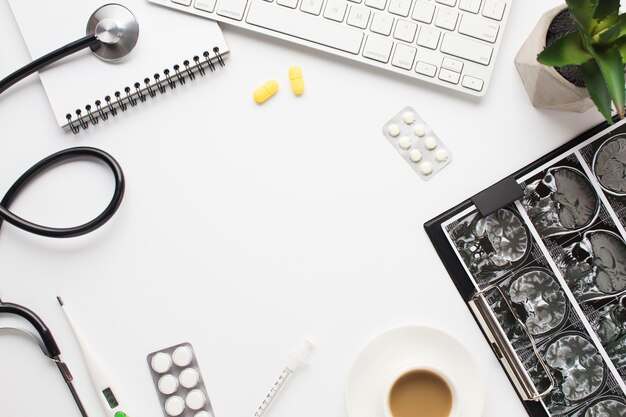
[545, 334, 604, 402]
[454, 208, 530, 282]
[606, 336, 626, 370]
[595, 297, 626, 346]
[594, 135, 626, 195]
[509, 269, 567, 335]
[593, 297, 626, 370]
[584, 399, 626, 417]
[559, 230, 626, 301]
[524, 167, 600, 237]
[491, 293, 531, 348]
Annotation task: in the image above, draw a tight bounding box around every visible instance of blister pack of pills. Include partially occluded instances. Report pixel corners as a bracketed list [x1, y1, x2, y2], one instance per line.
[382, 106, 452, 181]
[147, 343, 215, 417]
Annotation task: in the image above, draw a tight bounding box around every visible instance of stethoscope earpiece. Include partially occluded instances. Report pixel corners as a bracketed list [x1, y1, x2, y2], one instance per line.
[87, 3, 139, 62]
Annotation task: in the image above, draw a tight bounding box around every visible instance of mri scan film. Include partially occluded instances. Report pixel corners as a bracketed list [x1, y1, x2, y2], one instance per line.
[523, 167, 600, 238]
[509, 269, 567, 336]
[546, 334, 604, 403]
[450, 208, 531, 284]
[557, 230, 626, 302]
[438, 123, 626, 417]
[594, 135, 626, 196]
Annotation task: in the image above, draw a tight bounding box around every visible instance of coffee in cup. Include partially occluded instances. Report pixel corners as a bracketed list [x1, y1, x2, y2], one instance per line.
[387, 368, 454, 417]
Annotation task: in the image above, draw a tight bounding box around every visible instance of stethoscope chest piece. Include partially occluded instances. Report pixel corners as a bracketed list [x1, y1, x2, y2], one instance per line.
[87, 3, 139, 62]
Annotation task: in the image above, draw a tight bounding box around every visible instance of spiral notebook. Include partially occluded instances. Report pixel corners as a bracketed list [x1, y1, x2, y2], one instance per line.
[8, 0, 229, 133]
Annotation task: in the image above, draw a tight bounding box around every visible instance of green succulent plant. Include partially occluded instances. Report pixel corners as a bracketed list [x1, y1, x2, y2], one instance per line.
[538, 0, 626, 123]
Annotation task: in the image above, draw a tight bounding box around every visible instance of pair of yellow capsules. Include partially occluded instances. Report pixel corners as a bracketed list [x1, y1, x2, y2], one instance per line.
[253, 65, 304, 104]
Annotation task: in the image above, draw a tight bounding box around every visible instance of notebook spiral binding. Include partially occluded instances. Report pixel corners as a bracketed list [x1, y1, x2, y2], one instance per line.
[65, 47, 226, 134]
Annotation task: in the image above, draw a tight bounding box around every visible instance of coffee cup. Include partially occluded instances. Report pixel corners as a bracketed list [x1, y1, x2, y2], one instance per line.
[385, 366, 458, 417]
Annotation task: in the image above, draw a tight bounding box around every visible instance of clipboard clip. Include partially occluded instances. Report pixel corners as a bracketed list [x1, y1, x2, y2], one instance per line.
[469, 284, 555, 401]
[471, 176, 524, 217]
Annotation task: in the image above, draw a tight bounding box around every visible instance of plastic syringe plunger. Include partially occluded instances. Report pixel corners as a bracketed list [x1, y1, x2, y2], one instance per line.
[253, 339, 314, 417]
[286, 339, 313, 371]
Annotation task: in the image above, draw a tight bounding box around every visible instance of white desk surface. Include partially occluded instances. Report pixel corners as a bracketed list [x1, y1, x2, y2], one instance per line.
[0, 1, 608, 416]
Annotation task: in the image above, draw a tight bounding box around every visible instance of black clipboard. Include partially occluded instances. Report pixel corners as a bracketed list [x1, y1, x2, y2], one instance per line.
[424, 117, 626, 417]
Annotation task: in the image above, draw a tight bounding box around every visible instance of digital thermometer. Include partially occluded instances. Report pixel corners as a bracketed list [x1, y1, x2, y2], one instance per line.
[57, 296, 131, 417]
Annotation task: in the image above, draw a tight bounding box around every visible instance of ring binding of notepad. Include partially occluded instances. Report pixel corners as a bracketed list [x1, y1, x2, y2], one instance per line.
[64, 47, 227, 134]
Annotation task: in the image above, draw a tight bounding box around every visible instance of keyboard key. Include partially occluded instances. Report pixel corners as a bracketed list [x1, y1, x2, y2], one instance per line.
[459, 14, 499, 43]
[416, 61, 437, 77]
[347, 6, 371, 28]
[462, 75, 484, 91]
[459, 0, 481, 13]
[416, 26, 440, 49]
[440, 33, 493, 65]
[388, 0, 413, 17]
[365, 0, 387, 9]
[442, 57, 463, 72]
[434, 7, 458, 30]
[363, 35, 394, 62]
[300, 0, 324, 14]
[392, 44, 416, 69]
[482, 0, 505, 20]
[394, 20, 417, 42]
[348, 0, 362, 3]
[436, 0, 456, 6]
[411, 1, 435, 23]
[371, 13, 394, 35]
[246, 1, 364, 53]
[439, 68, 460, 84]
[217, 0, 248, 19]
[173, 0, 192, 5]
[194, 0, 217, 12]
[278, 0, 299, 8]
[323, 0, 347, 21]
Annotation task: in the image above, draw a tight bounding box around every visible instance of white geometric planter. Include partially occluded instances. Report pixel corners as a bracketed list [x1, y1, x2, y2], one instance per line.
[515, 4, 595, 113]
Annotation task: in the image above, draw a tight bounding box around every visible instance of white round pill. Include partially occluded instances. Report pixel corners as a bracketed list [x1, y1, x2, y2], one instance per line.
[398, 136, 411, 150]
[158, 374, 179, 395]
[414, 124, 426, 137]
[403, 112, 415, 125]
[195, 412, 212, 417]
[387, 124, 401, 137]
[165, 396, 185, 417]
[186, 389, 207, 410]
[179, 367, 200, 388]
[172, 346, 193, 367]
[424, 136, 437, 150]
[435, 149, 449, 162]
[409, 149, 422, 163]
[420, 162, 433, 175]
[151, 353, 172, 373]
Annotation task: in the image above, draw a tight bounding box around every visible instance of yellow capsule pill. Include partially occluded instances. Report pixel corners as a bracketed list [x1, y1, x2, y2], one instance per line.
[288, 65, 304, 95]
[253, 80, 279, 104]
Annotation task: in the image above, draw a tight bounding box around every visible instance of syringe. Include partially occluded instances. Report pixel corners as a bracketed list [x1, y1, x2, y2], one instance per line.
[254, 339, 313, 417]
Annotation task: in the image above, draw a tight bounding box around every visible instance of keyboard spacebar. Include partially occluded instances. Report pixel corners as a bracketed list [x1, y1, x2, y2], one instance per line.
[246, 1, 364, 54]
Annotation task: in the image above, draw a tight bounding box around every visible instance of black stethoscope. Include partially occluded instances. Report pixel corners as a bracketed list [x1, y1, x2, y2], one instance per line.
[0, 5, 139, 416]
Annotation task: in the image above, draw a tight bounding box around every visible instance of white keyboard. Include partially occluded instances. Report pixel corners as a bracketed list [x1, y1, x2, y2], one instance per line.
[147, 0, 511, 96]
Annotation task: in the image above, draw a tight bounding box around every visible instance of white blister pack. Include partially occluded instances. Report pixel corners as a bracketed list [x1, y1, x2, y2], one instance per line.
[147, 342, 215, 417]
[382, 106, 452, 181]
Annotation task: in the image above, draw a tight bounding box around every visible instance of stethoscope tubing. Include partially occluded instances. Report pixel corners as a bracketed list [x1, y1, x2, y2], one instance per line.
[0, 146, 125, 238]
[0, 34, 99, 96]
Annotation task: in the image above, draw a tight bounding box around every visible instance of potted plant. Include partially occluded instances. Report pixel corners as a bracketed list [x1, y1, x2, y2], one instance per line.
[515, 0, 626, 123]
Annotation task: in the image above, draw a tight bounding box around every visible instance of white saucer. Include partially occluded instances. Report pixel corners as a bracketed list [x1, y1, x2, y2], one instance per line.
[345, 325, 485, 417]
